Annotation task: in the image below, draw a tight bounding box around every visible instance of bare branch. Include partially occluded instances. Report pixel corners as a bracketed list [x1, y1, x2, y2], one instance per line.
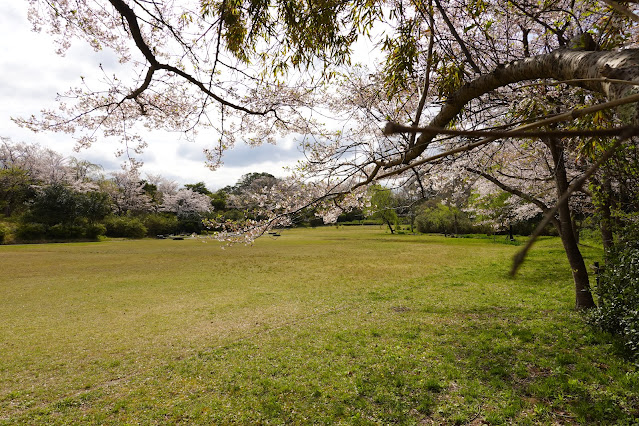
[108, 0, 271, 116]
[466, 166, 557, 222]
[433, 0, 482, 74]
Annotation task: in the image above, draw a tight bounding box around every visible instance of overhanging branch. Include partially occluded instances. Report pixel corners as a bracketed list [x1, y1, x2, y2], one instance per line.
[108, 0, 271, 116]
[511, 132, 631, 275]
[380, 48, 639, 169]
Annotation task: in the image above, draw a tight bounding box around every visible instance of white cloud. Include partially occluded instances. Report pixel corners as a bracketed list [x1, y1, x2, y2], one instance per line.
[0, 3, 303, 190]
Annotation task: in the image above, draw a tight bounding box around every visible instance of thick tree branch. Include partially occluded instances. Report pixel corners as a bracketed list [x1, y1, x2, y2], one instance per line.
[108, 0, 159, 67]
[367, 88, 639, 185]
[384, 123, 637, 139]
[380, 49, 639, 171]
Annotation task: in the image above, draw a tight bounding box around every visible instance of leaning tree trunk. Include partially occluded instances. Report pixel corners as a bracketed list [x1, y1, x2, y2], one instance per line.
[546, 138, 596, 309]
[385, 219, 395, 234]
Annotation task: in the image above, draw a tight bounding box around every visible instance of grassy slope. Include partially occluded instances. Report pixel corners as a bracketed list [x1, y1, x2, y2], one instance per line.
[0, 227, 636, 424]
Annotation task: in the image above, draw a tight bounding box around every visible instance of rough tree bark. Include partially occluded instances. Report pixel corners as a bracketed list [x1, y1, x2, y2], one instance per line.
[545, 138, 596, 309]
[386, 49, 639, 170]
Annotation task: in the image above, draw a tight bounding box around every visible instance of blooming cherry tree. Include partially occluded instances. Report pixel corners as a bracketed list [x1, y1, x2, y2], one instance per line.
[107, 166, 152, 214]
[161, 188, 211, 218]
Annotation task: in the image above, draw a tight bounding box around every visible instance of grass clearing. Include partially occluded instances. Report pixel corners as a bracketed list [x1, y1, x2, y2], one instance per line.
[1, 227, 637, 424]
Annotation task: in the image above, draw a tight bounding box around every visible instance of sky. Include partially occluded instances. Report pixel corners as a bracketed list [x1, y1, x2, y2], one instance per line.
[0, 3, 307, 190]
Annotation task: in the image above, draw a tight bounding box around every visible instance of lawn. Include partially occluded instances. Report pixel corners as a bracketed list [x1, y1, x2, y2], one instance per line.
[0, 227, 637, 424]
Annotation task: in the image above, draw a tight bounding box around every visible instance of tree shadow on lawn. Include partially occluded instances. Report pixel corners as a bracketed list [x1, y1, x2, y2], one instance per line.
[12, 299, 637, 425]
[440, 309, 637, 424]
[109, 301, 637, 425]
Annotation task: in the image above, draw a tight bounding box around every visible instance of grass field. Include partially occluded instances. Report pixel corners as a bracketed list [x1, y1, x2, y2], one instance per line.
[0, 226, 637, 424]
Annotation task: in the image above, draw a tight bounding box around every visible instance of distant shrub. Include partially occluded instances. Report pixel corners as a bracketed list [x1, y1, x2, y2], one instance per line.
[47, 224, 85, 239]
[416, 203, 474, 235]
[588, 239, 639, 359]
[0, 223, 8, 244]
[178, 217, 203, 234]
[143, 214, 178, 237]
[308, 218, 324, 227]
[26, 183, 111, 226]
[104, 216, 147, 239]
[84, 223, 107, 240]
[16, 222, 47, 240]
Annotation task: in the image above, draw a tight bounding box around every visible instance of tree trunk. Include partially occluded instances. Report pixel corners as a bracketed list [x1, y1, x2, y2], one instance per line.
[546, 138, 596, 309]
[453, 212, 458, 235]
[385, 219, 395, 234]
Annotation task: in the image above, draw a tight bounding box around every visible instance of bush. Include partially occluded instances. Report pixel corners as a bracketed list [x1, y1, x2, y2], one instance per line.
[26, 184, 112, 226]
[103, 216, 147, 239]
[588, 240, 639, 359]
[308, 217, 325, 227]
[13, 221, 105, 242]
[16, 222, 47, 241]
[84, 223, 107, 240]
[143, 214, 178, 236]
[178, 217, 203, 234]
[0, 223, 7, 244]
[47, 224, 85, 239]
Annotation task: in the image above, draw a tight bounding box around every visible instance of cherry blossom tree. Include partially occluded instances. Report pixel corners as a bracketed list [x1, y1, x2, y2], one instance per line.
[1, 139, 70, 185]
[0, 138, 102, 193]
[145, 173, 180, 203]
[107, 166, 152, 214]
[161, 188, 212, 218]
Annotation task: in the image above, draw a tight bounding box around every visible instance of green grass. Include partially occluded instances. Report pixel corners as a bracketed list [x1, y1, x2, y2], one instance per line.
[1, 227, 637, 424]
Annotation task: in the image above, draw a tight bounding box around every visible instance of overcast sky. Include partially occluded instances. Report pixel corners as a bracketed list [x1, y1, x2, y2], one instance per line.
[0, 3, 307, 190]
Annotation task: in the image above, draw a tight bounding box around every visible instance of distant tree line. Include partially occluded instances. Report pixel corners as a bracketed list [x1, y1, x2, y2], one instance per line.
[0, 139, 283, 242]
[0, 138, 618, 244]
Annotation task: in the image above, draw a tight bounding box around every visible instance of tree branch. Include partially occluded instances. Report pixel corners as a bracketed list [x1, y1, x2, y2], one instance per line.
[384, 123, 638, 139]
[108, 0, 271, 116]
[433, 0, 482, 74]
[108, 0, 158, 66]
[383, 49, 639, 170]
[465, 166, 555, 219]
[601, 0, 639, 24]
